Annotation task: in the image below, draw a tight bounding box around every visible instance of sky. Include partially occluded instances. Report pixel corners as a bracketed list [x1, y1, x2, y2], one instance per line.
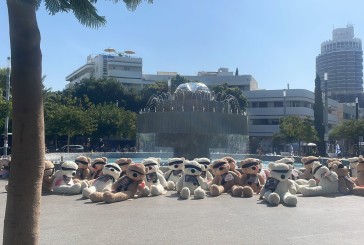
[1, 0, 364, 92]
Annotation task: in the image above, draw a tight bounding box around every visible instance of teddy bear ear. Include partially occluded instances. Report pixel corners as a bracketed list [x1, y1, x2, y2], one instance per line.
[102, 157, 108, 162]
[268, 162, 275, 170]
[127, 158, 132, 163]
[87, 157, 91, 164]
[288, 164, 293, 170]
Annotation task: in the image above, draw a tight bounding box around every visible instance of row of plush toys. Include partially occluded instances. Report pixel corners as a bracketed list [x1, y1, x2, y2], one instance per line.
[6, 155, 364, 206]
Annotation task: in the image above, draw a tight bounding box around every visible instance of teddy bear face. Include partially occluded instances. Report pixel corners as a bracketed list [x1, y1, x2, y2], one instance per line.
[240, 159, 260, 175]
[116, 158, 133, 172]
[168, 158, 184, 171]
[126, 164, 146, 181]
[92, 158, 107, 171]
[268, 162, 292, 181]
[183, 161, 202, 176]
[103, 163, 121, 180]
[312, 164, 331, 180]
[211, 159, 230, 176]
[61, 161, 78, 178]
[44, 161, 55, 177]
[195, 158, 210, 172]
[301, 156, 318, 170]
[75, 156, 90, 170]
[223, 157, 237, 171]
[142, 158, 160, 174]
[328, 161, 349, 177]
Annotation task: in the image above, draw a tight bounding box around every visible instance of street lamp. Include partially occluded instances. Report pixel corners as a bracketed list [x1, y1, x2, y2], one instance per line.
[3, 57, 11, 156]
[283, 89, 287, 116]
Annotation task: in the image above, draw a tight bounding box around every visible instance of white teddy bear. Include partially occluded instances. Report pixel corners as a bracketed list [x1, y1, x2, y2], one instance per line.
[142, 157, 167, 196]
[176, 160, 207, 199]
[194, 158, 213, 184]
[348, 157, 359, 178]
[82, 163, 121, 201]
[52, 161, 88, 195]
[299, 162, 339, 196]
[164, 158, 184, 190]
[259, 162, 298, 206]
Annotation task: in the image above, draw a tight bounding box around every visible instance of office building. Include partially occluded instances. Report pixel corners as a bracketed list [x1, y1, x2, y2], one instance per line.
[316, 25, 363, 104]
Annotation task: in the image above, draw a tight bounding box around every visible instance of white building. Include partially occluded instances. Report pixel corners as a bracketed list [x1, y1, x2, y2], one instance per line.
[66, 54, 152, 90]
[243, 89, 356, 153]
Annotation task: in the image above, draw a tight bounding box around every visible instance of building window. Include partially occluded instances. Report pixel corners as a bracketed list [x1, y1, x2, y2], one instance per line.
[259, 102, 268, 108]
[274, 101, 283, 107]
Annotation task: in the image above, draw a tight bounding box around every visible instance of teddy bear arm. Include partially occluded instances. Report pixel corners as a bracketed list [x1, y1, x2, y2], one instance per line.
[211, 176, 220, 185]
[258, 174, 266, 185]
[176, 177, 183, 191]
[197, 176, 208, 190]
[288, 181, 297, 194]
[299, 169, 312, 180]
[338, 178, 350, 194]
[157, 172, 168, 188]
[206, 171, 213, 181]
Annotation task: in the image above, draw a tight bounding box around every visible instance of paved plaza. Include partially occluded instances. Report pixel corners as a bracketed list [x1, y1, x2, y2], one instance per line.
[0, 179, 362, 245]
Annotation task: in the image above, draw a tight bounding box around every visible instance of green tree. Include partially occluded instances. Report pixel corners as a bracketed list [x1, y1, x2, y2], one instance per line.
[88, 103, 137, 139]
[4, 1, 152, 243]
[313, 74, 325, 156]
[139, 81, 168, 107]
[330, 119, 364, 155]
[279, 115, 318, 155]
[171, 74, 190, 92]
[211, 83, 248, 111]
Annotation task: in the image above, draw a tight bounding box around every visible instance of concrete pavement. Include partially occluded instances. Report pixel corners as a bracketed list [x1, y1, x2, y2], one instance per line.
[0, 179, 362, 245]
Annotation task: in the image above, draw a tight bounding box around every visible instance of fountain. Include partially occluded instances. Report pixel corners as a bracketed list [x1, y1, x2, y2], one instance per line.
[137, 82, 248, 159]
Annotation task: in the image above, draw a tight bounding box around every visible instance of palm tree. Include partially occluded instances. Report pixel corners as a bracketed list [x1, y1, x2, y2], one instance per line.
[4, 1, 152, 244]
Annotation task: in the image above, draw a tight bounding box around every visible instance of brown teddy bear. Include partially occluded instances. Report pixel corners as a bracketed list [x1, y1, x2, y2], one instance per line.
[42, 160, 55, 192]
[103, 164, 150, 203]
[236, 158, 265, 194]
[209, 158, 242, 196]
[115, 158, 133, 178]
[91, 157, 108, 179]
[74, 156, 91, 181]
[328, 160, 356, 194]
[298, 156, 318, 180]
[352, 159, 364, 196]
[223, 156, 241, 177]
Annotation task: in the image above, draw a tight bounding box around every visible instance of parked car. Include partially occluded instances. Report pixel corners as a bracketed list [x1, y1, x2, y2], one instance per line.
[59, 145, 84, 153]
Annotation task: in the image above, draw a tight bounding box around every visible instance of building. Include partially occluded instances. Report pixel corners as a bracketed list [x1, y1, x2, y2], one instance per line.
[143, 67, 258, 91]
[243, 89, 356, 154]
[66, 53, 259, 92]
[316, 25, 363, 104]
[66, 53, 153, 90]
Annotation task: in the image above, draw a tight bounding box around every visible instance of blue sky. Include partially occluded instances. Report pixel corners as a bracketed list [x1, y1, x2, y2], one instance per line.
[1, 0, 364, 91]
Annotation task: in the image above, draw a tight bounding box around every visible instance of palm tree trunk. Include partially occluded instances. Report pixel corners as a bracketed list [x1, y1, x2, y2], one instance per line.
[4, 1, 44, 244]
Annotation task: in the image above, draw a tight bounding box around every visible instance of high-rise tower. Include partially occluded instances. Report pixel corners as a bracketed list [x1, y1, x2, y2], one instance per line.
[316, 25, 363, 103]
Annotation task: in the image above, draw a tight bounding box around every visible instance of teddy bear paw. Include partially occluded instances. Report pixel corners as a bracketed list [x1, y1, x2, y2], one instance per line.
[167, 181, 175, 190]
[180, 187, 190, 199]
[242, 186, 254, 198]
[284, 195, 297, 206]
[151, 185, 162, 196]
[268, 193, 280, 205]
[194, 188, 206, 199]
[210, 184, 221, 196]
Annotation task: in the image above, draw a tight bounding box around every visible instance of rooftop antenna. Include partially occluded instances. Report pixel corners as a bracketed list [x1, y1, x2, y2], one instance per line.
[287, 83, 290, 90]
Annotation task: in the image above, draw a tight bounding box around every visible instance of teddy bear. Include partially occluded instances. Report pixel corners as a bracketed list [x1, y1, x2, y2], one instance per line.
[298, 161, 339, 196]
[82, 163, 121, 202]
[223, 156, 241, 177]
[42, 160, 55, 192]
[74, 156, 91, 181]
[142, 157, 167, 196]
[176, 160, 207, 199]
[296, 156, 318, 183]
[115, 158, 133, 178]
[90, 157, 108, 179]
[209, 158, 247, 197]
[52, 161, 88, 195]
[328, 160, 356, 194]
[194, 158, 213, 183]
[164, 157, 184, 190]
[103, 164, 150, 203]
[259, 162, 298, 206]
[237, 158, 265, 194]
[348, 157, 359, 178]
[0, 158, 10, 179]
[352, 160, 364, 196]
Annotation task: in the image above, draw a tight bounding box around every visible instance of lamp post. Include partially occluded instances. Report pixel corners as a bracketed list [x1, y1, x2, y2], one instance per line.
[356, 97, 359, 155]
[3, 57, 10, 156]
